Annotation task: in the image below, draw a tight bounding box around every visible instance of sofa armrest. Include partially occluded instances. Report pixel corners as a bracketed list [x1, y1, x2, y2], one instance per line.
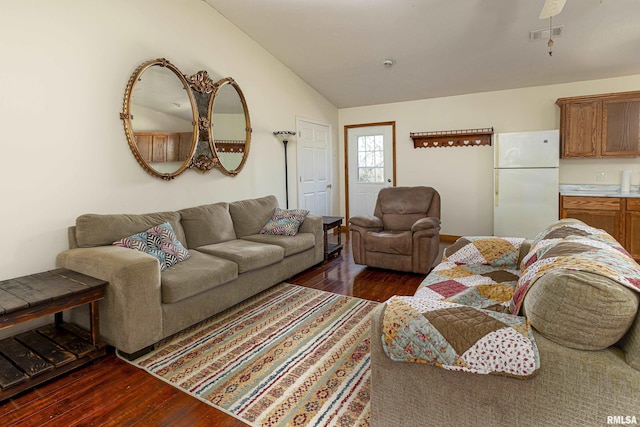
[298, 214, 324, 264]
[56, 246, 163, 355]
[349, 215, 383, 229]
[411, 217, 440, 233]
[370, 303, 640, 427]
[518, 239, 533, 267]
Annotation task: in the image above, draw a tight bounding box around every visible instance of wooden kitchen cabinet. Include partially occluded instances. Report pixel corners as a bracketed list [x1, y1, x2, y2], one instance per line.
[625, 199, 640, 260]
[560, 195, 640, 261]
[560, 196, 623, 242]
[557, 91, 640, 158]
[134, 132, 193, 163]
[559, 100, 600, 157]
[602, 96, 640, 156]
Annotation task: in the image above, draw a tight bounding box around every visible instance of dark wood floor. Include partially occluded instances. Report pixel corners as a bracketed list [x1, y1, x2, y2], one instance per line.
[0, 236, 436, 426]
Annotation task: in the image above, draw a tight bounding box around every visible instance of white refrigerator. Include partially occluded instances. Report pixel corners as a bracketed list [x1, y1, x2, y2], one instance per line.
[494, 130, 559, 239]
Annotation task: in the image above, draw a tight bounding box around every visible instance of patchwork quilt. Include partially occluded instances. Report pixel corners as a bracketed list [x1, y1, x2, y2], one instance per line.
[383, 236, 540, 379]
[511, 221, 640, 314]
[382, 223, 640, 379]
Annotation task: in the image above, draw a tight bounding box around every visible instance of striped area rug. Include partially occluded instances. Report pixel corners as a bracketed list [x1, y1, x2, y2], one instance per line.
[124, 283, 378, 427]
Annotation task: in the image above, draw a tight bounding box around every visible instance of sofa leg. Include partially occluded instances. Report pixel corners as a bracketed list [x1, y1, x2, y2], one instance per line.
[117, 345, 155, 361]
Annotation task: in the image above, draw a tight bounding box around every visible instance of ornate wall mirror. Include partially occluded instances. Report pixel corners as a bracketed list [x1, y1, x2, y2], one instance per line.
[121, 59, 251, 179]
[208, 77, 252, 176]
[186, 70, 219, 173]
[121, 58, 198, 180]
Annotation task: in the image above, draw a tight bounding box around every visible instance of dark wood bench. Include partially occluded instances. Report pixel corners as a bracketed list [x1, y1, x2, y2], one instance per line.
[0, 268, 107, 401]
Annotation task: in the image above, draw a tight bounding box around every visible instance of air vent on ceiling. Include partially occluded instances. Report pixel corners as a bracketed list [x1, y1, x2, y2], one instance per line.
[529, 25, 564, 41]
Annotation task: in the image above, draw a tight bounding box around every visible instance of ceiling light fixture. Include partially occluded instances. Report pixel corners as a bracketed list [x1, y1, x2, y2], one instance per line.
[381, 59, 394, 68]
[547, 17, 554, 56]
[539, 0, 566, 19]
[539, 0, 566, 57]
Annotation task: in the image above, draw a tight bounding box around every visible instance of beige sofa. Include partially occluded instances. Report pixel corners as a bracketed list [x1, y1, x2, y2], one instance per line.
[370, 219, 640, 426]
[57, 195, 324, 358]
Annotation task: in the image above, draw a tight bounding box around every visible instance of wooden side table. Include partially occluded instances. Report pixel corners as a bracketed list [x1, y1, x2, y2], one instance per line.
[322, 216, 344, 260]
[0, 268, 107, 401]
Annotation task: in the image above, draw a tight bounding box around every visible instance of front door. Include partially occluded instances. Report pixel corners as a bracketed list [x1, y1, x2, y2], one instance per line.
[345, 122, 396, 221]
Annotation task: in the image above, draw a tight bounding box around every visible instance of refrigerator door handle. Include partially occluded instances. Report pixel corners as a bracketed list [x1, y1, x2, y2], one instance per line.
[494, 170, 499, 207]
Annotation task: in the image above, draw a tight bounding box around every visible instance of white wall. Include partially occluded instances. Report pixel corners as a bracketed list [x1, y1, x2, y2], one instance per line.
[0, 0, 338, 280]
[2, 1, 638, 280]
[339, 74, 640, 237]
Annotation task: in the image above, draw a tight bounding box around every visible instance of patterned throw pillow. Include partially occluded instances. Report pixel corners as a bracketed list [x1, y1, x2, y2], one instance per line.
[113, 222, 190, 271]
[259, 208, 309, 236]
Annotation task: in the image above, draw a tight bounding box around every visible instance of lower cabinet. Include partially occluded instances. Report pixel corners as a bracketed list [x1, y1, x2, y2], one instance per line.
[625, 199, 640, 260]
[560, 196, 640, 261]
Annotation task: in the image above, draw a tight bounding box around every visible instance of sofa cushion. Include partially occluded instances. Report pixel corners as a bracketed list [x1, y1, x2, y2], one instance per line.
[365, 230, 412, 255]
[513, 221, 640, 316]
[523, 269, 639, 350]
[416, 262, 519, 312]
[521, 218, 621, 270]
[196, 239, 284, 273]
[179, 203, 236, 248]
[382, 296, 539, 379]
[259, 208, 309, 236]
[443, 236, 526, 268]
[229, 195, 278, 238]
[160, 251, 238, 304]
[242, 232, 315, 257]
[76, 211, 186, 248]
[112, 222, 191, 271]
[377, 187, 433, 231]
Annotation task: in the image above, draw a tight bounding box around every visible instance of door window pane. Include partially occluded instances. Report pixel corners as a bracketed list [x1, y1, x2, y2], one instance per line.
[356, 134, 384, 183]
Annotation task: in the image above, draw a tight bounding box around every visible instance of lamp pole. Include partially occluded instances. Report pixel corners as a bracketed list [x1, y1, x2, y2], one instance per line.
[282, 138, 289, 208]
[273, 131, 296, 209]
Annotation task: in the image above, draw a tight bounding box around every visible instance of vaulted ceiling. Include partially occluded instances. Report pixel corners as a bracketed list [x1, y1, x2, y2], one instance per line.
[204, 0, 640, 108]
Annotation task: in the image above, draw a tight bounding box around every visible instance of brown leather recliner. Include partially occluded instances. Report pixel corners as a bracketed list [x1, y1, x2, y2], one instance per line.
[349, 186, 441, 274]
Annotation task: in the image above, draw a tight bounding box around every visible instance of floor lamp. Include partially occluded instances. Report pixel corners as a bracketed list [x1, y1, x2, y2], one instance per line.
[273, 131, 296, 209]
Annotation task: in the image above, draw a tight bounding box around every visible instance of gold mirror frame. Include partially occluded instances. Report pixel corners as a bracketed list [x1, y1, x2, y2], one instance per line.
[186, 70, 220, 173]
[120, 58, 199, 181]
[208, 78, 252, 176]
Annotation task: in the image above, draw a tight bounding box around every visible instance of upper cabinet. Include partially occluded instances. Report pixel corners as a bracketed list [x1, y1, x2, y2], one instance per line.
[557, 91, 640, 158]
[602, 95, 640, 156]
[558, 99, 600, 157]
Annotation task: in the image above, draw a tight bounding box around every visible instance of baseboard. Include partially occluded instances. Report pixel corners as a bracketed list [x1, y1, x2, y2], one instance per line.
[439, 234, 461, 244]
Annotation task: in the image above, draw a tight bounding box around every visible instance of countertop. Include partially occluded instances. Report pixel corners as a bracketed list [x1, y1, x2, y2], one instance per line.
[559, 184, 640, 198]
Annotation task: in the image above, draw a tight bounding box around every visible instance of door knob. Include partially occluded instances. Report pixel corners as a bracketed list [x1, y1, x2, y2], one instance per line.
[326, 183, 332, 189]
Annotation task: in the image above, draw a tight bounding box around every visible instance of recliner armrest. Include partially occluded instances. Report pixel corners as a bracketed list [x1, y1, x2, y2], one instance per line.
[411, 217, 440, 232]
[349, 215, 383, 229]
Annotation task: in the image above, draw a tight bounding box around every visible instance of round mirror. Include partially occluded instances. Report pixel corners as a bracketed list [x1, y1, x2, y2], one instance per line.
[121, 58, 198, 180]
[208, 78, 251, 176]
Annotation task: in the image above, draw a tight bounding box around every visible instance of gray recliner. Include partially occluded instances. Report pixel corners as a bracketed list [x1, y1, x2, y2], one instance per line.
[348, 186, 441, 274]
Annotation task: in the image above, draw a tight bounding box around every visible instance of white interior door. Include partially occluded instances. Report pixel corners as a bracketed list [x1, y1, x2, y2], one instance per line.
[347, 124, 394, 218]
[297, 119, 332, 215]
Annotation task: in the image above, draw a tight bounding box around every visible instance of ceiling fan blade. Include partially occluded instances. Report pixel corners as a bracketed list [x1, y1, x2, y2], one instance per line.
[539, 0, 567, 19]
